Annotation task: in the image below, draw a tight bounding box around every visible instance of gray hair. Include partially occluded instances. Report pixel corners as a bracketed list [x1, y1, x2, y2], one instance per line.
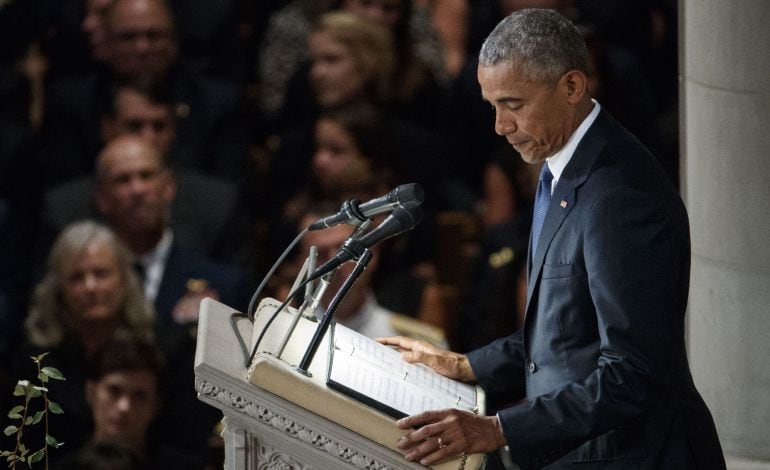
[479, 8, 588, 84]
[25, 220, 154, 348]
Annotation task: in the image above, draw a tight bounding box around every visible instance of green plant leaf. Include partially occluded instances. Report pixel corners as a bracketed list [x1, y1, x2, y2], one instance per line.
[3, 425, 18, 436]
[48, 400, 63, 415]
[28, 449, 45, 464]
[24, 416, 33, 425]
[32, 411, 44, 425]
[28, 387, 42, 398]
[41, 367, 65, 381]
[37, 372, 49, 384]
[45, 435, 59, 446]
[13, 380, 30, 396]
[7, 405, 24, 419]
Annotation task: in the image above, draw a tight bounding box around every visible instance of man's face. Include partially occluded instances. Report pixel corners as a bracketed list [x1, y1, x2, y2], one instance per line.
[478, 61, 573, 164]
[96, 140, 174, 234]
[104, 0, 176, 79]
[61, 241, 125, 322]
[309, 30, 366, 108]
[102, 88, 175, 156]
[87, 369, 158, 448]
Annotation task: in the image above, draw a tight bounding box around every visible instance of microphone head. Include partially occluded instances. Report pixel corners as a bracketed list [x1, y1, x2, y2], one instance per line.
[394, 183, 425, 206]
[393, 201, 423, 231]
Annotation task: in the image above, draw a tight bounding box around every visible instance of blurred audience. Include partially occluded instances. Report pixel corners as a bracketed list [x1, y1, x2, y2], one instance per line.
[255, 0, 446, 127]
[262, 11, 458, 236]
[38, 80, 247, 267]
[39, 0, 250, 189]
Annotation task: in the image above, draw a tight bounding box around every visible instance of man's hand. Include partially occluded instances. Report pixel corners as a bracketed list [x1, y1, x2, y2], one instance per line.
[376, 336, 476, 382]
[395, 409, 507, 466]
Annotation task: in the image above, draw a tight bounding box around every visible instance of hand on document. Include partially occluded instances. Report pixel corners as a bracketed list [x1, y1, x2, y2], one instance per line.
[376, 336, 476, 383]
[394, 409, 506, 466]
[377, 336, 504, 465]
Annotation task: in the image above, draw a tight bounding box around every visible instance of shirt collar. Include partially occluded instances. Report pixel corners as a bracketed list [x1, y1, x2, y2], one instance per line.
[546, 100, 601, 186]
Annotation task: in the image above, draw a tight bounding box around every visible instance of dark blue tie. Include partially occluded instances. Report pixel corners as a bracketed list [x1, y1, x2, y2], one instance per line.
[531, 163, 553, 257]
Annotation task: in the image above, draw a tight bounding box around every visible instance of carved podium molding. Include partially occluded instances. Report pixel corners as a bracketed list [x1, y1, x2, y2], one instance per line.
[196, 378, 391, 470]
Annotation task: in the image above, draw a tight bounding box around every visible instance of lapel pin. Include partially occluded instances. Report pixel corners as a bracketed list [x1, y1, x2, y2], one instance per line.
[560, 200, 568, 208]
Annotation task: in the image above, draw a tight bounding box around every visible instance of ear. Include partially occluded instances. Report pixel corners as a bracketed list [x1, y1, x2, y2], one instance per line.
[562, 70, 588, 104]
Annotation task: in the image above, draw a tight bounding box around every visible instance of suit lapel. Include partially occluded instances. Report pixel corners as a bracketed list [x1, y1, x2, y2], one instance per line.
[523, 110, 612, 319]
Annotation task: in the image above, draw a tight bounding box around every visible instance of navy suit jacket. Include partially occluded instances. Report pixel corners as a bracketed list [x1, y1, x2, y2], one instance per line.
[466, 110, 724, 469]
[154, 240, 248, 323]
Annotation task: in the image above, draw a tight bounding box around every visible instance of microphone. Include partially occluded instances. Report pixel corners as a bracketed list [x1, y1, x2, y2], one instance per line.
[307, 183, 424, 231]
[307, 201, 423, 281]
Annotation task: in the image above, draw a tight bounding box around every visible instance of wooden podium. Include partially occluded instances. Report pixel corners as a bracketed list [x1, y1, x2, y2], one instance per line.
[194, 297, 485, 470]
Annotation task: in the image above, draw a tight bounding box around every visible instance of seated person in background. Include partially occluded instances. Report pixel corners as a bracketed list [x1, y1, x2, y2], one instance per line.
[278, 101, 397, 224]
[39, 79, 246, 266]
[93, 135, 249, 325]
[56, 337, 204, 469]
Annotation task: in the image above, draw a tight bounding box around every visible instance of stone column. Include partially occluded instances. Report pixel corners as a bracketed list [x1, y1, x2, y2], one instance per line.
[681, 0, 770, 468]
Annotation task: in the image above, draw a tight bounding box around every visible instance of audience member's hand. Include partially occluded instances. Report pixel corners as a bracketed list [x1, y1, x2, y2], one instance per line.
[376, 336, 476, 382]
[395, 409, 506, 466]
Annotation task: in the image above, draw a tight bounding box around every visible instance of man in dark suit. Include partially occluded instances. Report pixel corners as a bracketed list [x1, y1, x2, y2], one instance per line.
[380, 9, 725, 469]
[93, 135, 248, 325]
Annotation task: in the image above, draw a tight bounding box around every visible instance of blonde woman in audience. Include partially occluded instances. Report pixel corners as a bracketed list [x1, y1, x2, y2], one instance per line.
[8, 220, 153, 464]
[9, 220, 215, 467]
